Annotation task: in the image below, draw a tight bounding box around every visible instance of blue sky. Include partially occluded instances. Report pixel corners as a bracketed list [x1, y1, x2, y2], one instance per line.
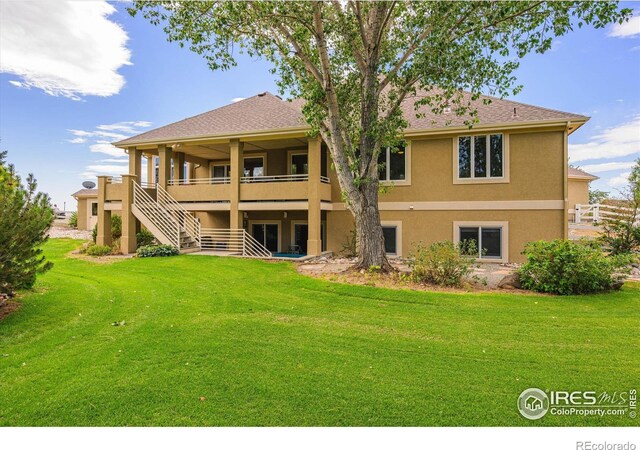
[0, 1, 639, 209]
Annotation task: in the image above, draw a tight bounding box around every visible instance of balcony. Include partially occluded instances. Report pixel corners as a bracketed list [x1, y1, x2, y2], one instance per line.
[167, 177, 230, 202]
[240, 175, 331, 202]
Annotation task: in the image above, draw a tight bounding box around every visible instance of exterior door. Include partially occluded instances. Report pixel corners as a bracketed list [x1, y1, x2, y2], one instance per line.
[251, 223, 279, 252]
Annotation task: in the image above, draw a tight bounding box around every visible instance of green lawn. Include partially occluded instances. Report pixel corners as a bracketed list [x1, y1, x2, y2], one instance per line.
[1, 239, 638, 426]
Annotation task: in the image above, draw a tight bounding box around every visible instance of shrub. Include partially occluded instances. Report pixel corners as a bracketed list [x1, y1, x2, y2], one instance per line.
[340, 229, 357, 257]
[86, 244, 112, 257]
[518, 239, 631, 295]
[92, 214, 122, 244]
[408, 240, 477, 287]
[137, 244, 179, 258]
[136, 229, 156, 248]
[0, 151, 54, 296]
[68, 211, 78, 228]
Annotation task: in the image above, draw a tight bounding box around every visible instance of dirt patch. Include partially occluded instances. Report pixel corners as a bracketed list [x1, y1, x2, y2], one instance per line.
[0, 300, 22, 321]
[67, 249, 134, 264]
[48, 226, 92, 240]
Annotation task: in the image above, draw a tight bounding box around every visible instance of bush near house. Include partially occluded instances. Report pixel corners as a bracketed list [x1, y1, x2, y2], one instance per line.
[85, 244, 112, 257]
[518, 240, 631, 295]
[92, 214, 122, 244]
[136, 244, 179, 258]
[68, 211, 78, 228]
[408, 240, 477, 287]
[136, 229, 156, 248]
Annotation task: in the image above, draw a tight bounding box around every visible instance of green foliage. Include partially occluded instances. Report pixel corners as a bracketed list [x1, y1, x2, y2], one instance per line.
[518, 240, 631, 295]
[598, 159, 640, 255]
[408, 240, 477, 287]
[0, 151, 54, 295]
[92, 214, 122, 244]
[136, 229, 156, 248]
[85, 244, 112, 257]
[589, 189, 609, 205]
[68, 211, 78, 228]
[136, 244, 179, 258]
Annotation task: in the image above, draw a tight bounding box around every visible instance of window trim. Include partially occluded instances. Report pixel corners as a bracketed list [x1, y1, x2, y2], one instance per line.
[453, 221, 509, 263]
[453, 133, 509, 184]
[286, 150, 309, 175]
[379, 142, 411, 186]
[91, 202, 98, 217]
[381, 220, 403, 257]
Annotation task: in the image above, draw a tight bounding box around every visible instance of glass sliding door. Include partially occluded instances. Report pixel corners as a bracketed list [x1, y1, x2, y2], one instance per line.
[251, 223, 279, 252]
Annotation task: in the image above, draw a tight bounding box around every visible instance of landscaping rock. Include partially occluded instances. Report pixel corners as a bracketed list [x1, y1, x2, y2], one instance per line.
[498, 273, 522, 290]
[612, 280, 624, 290]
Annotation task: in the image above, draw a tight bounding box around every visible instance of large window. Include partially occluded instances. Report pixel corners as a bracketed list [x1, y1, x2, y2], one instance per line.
[244, 157, 264, 177]
[378, 145, 406, 182]
[458, 225, 503, 260]
[458, 134, 504, 180]
[290, 153, 308, 175]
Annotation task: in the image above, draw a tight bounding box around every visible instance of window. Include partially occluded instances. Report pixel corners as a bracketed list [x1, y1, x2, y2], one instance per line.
[211, 164, 230, 179]
[381, 221, 402, 256]
[382, 226, 397, 255]
[378, 145, 406, 182]
[91, 202, 98, 216]
[458, 134, 503, 180]
[244, 157, 264, 177]
[290, 153, 308, 175]
[459, 226, 503, 260]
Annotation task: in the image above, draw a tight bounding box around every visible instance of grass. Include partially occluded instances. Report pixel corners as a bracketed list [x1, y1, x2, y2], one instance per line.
[0, 239, 638, 426]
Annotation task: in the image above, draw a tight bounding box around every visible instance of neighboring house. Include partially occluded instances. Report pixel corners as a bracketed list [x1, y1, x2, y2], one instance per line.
[96, 91, 588, 262]
[72, 189, 98, 231]
[567, 167, 599, 221]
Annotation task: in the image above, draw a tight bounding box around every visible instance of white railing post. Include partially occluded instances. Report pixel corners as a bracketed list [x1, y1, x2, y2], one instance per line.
[593, 204, 600, 222]
[575, 204, 581, 224]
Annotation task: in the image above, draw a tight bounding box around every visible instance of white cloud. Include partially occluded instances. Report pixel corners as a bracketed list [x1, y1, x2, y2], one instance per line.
[569, 115, 640, 162]
[98, 158, 129, 163]
[580, 161, 638, 174]
[67, 137, 87, 144]
[609, 14, 640, 38]
[89, 143, 126, 158]
[608, 171, 631, 188]
[0, 1, 131, 100]
[8, 80, 28, 89]
[97, 121, 153, 133]
[231, 97, 246, 103]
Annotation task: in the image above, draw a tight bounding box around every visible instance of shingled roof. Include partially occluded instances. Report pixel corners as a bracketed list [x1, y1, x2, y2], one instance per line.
[114, 90, 588, 147]
[71, 188, 98, 198]
[568, 167, 599, 180]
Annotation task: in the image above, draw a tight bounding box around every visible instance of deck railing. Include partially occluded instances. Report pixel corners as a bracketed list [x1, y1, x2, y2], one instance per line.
[133, 181, 180, 248]
[156, 184, 201, 248]
[168, 177, 230, 186]
[241, 174, 330, 183]
[200, 228, 271, 258]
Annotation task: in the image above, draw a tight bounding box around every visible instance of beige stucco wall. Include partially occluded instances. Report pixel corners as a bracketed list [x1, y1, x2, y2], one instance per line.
[328, 130, 565, 203]
[568, 178, 591, 210]
[326, 209, 563, 263]
[76, 198, 89, 230]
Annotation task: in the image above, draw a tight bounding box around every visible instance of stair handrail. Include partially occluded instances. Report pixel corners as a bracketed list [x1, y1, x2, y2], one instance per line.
[156, 184, 201, 247]
[133, 181, 180, 248]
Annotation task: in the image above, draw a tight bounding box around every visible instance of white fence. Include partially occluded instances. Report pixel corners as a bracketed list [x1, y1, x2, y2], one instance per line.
[574, 203, 639, 226]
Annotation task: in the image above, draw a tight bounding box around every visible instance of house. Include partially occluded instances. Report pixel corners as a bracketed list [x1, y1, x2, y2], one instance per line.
[95, 91, 588, 262]
[567, 167, 599, 221]
[72, 188, 98, 231]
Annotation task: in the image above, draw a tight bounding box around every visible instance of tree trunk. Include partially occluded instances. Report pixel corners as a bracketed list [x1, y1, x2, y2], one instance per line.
[350, 182, 392, 271]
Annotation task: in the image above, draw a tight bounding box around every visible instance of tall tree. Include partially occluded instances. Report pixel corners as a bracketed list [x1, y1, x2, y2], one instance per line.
[130, 1, 630, 270]
[0, 151, 54, 296]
